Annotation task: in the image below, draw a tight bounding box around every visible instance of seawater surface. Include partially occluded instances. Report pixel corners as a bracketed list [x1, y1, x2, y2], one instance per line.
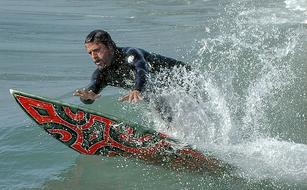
[0, 0, 306, 189]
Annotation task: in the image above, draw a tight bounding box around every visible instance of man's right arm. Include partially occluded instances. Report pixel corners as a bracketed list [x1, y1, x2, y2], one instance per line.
[76, 69, 106, 104]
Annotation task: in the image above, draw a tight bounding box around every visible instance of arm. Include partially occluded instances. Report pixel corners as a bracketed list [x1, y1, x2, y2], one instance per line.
[127, 48, 148, 92]
[133, 59, 148, 92]
[119, 48, 148, 103]
[74, 69, 106, 104]
[148, 52, 191, 72]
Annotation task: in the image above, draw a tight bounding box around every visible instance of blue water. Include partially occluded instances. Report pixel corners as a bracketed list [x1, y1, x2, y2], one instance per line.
[0, 0, 306, 189]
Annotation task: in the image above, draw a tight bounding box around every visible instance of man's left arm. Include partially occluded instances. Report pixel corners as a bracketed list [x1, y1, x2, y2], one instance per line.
[119, 49, 148, 103]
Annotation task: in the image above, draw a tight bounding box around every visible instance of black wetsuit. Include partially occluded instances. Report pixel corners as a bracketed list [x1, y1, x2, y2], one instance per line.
[81, 47, 188, 122]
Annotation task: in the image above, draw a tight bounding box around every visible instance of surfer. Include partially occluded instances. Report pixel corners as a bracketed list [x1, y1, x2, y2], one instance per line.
[73, 29, 190, 122]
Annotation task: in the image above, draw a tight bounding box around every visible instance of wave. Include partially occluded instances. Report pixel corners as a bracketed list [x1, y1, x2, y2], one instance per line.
[284, 0, 306, 12]
[142, 0, 306, 185]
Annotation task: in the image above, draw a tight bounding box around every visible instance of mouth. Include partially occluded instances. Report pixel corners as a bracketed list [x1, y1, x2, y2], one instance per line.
[95, 60, 106, 67]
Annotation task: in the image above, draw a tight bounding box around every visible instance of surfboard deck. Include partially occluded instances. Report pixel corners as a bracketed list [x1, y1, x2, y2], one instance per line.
[10, 89, 222, 172]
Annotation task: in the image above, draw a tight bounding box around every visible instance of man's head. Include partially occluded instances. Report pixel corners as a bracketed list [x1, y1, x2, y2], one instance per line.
[85, 30, 116, 70]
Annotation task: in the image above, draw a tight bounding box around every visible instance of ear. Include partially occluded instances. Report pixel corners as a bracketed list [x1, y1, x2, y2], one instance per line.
[107, 44, 115, 55]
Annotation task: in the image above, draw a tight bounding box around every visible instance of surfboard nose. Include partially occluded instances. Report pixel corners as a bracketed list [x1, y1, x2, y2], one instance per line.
[9, 89, 16, 95]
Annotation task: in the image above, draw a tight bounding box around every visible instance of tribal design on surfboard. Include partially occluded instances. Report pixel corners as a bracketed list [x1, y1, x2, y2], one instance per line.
[10, 89, 221, 171]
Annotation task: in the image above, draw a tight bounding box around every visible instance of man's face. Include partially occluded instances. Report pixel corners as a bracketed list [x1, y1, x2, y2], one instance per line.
[85, 42, 114, 70]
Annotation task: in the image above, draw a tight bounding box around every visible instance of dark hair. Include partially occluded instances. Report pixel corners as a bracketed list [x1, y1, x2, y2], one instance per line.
[85, 30, 116, 49]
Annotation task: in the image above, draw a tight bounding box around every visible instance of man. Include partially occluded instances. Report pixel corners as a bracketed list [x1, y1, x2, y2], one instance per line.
[73, 29, 189, 122]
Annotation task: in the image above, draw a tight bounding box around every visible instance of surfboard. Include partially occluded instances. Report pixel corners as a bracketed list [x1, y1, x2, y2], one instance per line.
[10, 89, 221, 172]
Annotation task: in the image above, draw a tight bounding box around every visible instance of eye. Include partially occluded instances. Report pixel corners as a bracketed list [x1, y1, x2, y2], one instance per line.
[93, 48, 99, 52]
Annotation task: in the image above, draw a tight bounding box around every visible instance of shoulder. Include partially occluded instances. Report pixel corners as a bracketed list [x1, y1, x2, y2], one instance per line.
[121, 47, 147, 55]
[121, 47, 149, 63]
[91, 68, 104, 79]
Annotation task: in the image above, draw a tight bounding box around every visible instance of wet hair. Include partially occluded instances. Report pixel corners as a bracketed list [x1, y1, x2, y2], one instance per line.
[85, 30, 116, 49]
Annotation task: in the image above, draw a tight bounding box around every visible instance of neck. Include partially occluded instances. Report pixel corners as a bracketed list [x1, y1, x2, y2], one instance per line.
[111, 47, 124, 65]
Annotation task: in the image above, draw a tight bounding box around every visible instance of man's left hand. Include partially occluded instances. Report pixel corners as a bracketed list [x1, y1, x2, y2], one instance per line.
[119, 90, 143, 103]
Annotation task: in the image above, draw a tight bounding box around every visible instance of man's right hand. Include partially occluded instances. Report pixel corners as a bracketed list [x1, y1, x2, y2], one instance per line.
[73, 88, 101, 100]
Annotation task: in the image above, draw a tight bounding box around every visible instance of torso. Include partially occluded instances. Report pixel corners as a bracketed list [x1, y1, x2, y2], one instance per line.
[88, 47, 188, 93]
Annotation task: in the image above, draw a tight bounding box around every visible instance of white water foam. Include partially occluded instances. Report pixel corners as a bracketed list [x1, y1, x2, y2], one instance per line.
[285, 0, 306, 12]
[143, 0, 306, 185]
[284, 0, 307, 24]
[222, 138, 307, 183]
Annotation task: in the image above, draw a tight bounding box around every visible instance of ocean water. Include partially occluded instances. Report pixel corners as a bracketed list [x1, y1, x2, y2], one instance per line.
[0, 0, 306, 189]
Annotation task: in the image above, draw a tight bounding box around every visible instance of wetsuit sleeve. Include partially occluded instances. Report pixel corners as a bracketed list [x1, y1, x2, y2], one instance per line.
[134, 60, 147, 91]
[126, 49, 148, 92]
[81, 69, 106, 104]
[150, 53, 191, 71]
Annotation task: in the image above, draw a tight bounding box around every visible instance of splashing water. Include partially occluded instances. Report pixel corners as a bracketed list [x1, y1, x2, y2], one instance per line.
[143, 0, 307, 186]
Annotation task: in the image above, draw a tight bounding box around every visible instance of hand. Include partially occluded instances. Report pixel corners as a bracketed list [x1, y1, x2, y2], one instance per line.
[119, 90, 143, 103]
[73, 88, 101, 100]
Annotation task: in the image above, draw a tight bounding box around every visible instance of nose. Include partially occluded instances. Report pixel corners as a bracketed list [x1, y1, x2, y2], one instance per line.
[90, 52, 98, 60]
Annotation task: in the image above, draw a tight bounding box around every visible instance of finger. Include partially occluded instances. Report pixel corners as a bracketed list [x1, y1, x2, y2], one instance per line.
[74, 88, 88, 95]
[134, 93, 142, 103]
[88, 90, 98, 99]
[80, 88, 87, 94]
[83, 90, 99, 99]
[73, 89, 81, 96]
[128, 93, 133, 103]
[118, 96, 124, 101]
[119, 95, 128, 101]
[137, 94, 143, 100]
[73, 91, 82, 96]
[132, 93, 138, 103]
